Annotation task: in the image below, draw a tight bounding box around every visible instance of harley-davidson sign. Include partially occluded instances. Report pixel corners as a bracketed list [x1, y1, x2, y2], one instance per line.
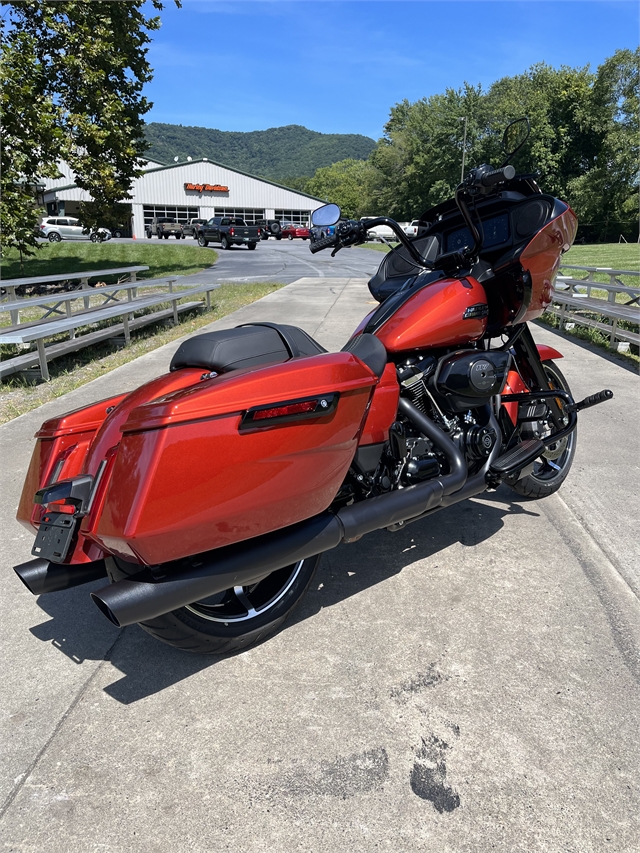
[184, 183, 229, 193]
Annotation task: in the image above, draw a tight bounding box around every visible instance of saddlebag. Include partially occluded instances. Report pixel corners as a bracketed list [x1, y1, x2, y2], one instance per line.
[88, 352, 379, 565]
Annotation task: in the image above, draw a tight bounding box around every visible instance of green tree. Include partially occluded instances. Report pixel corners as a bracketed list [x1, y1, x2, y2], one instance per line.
[0, 0, 176, 256]
[304, 158, 382, 218]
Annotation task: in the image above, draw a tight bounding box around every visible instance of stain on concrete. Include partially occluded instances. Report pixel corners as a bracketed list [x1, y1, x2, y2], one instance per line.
[410, 734, 460, 813]
[390, 663, 447, 700]
[279, 747, 389, 799]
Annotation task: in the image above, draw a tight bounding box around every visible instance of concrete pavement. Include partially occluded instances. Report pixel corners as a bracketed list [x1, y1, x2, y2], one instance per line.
[1, 278, 638, 852]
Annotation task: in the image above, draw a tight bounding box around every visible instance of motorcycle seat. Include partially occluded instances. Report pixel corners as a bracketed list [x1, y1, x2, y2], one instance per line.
[170, 323, 387, 379]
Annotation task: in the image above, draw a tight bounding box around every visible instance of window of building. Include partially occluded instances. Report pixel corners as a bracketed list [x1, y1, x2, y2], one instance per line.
[275, 210, 311, 225]
[212, 208, 265, 224]
[143, 205, 200, 226]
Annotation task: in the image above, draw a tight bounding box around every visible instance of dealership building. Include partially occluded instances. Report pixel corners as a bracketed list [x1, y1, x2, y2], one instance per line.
[42, 158, 325, 237]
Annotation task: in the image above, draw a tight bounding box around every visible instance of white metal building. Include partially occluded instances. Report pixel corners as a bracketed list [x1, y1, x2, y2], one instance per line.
[42, 158, 325, 238]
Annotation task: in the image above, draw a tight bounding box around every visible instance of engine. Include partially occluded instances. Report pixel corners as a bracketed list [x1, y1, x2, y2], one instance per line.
[391, 348, 508, 485]
[337, 348, 507, 505]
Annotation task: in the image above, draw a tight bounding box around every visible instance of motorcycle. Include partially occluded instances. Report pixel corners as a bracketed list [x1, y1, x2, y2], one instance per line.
[14, 119, 612, 654]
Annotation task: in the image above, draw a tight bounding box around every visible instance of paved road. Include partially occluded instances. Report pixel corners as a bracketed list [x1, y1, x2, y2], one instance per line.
[1, 278, 638, 852]
[110, 236, 384, 284]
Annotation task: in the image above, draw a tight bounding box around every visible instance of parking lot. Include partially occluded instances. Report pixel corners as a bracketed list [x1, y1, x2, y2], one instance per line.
[1, 278, 638, 852]
[108, 235, 385, 284]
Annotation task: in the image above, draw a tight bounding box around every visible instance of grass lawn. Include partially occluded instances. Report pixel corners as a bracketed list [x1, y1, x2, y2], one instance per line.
[359, 242, 399, 253]
[1, 241, 216, 283]
[0, 282, 283, 424]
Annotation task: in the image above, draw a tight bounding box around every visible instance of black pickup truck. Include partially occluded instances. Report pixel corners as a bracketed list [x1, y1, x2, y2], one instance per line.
[197, 217, 260, 250]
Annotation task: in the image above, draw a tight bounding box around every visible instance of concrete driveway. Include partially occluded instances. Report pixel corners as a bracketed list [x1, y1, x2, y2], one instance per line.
[1, 278, 638, 852]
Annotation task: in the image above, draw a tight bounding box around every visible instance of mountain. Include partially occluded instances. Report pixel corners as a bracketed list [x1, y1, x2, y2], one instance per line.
[144, 123, 376, 181]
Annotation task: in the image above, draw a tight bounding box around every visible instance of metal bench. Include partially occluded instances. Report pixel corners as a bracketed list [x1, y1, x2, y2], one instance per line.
[0, 276, 188, 330]
[549, 271, 640, 349]
[0, 265, 150, 305]
[0, 282, 220, 381]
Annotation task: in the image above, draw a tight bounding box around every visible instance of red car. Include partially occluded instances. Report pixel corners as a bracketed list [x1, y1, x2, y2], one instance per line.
[281, 223, 310, 240]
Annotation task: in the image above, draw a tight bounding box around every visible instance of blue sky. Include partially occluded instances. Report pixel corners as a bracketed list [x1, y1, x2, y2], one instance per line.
[145, 0, 639, 140]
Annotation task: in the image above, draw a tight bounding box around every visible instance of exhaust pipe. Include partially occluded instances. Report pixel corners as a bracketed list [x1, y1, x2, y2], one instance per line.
[90, 401, 470, 628]
[14, 557, 107, 595]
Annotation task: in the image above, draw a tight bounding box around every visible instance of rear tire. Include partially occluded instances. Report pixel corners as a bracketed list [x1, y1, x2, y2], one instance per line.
[248, 242, 256, 250]
[107, 554, 321, 654]
[506, 361, 576, 499]
[221, 236, 230, 250]
[48, 232, 62, 242]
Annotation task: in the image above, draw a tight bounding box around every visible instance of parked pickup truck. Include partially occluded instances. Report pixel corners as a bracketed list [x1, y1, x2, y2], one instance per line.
[146, 217, 184, 239]
[197, 217, 260, 250]
[361, 216, 398, 243]
[183, 218, 208, 238]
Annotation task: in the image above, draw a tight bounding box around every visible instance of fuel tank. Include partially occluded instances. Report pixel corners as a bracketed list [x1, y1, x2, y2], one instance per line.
[374, 276, 488, 352]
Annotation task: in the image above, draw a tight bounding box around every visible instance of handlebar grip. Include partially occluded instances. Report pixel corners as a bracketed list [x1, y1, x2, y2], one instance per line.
[309, 235, 337, 254]
[480, 165, 516, 187]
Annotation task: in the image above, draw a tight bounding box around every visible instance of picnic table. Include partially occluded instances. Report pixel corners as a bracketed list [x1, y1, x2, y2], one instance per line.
[0, 279, 220, 382]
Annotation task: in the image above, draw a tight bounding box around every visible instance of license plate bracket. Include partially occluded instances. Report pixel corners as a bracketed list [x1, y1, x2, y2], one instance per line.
[31, 512, 79, 563]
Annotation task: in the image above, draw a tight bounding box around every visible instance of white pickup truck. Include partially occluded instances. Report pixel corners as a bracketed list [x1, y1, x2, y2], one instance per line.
[403, 220, 421, 237]
[361, 217, 398, 243]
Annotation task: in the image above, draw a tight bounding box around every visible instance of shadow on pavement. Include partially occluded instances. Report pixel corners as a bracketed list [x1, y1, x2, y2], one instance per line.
[26, 491, 540, 704]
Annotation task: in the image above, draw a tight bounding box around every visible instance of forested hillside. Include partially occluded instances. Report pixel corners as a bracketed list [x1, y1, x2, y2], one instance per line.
[144, 123, 376, 181]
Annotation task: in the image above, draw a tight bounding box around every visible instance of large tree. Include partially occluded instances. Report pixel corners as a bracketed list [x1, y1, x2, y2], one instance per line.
[361, 52, 639, 239]
[0, 0, 174, 255]
[304, 158, 381, 218]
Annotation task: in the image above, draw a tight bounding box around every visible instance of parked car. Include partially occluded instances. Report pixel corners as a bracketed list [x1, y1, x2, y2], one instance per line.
[182, 218, 208, 238]
[404, 220, 421, 237]
[197, 217, 260, 250]
[111, 224, 132, 239]
[281, 223, 310, 240]
[256, 219, 282, 240]
[146, 217, 184, 239]
[38, 217, 111, 243]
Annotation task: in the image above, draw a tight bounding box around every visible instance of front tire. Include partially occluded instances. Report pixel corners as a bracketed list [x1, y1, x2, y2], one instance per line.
[198, 234, 209, 247]
[506, 361, 576, 499]
[107, 555, 321, 654]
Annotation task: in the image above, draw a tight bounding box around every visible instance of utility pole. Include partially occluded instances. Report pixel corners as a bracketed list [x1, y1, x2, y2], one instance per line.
[460, 116, 468, 182]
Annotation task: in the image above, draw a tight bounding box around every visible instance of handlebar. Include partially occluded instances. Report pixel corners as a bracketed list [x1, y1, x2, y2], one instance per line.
[309, 234, 339, 254]
[480, 164, 516, 187]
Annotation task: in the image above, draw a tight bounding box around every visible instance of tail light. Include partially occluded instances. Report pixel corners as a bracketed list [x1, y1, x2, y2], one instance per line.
[83, 444, 120, 530]
[230, 227, 235, 236]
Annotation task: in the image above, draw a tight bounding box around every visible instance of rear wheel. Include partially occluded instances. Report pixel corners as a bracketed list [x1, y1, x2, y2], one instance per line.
[247, 242, 256, 250]
[48, 232, 62, 242]
[221, 236, 230, 250]
[107, 554, 321, 654]
[506, 361, 576, 499]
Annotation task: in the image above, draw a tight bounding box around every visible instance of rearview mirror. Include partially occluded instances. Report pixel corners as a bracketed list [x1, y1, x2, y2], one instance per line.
[311, 204, 341, 227]
[502, 117, 530, 159]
